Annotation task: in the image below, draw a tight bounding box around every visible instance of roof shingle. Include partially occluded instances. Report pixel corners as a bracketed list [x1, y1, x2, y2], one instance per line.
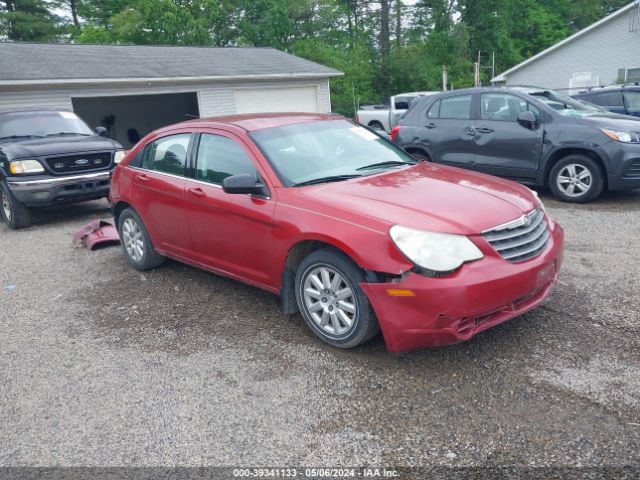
[0, 42, 342, 82]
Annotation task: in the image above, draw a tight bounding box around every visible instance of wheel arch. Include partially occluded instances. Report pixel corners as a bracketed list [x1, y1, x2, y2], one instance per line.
[112, 201, 133, 228]
[541, 146, 608, 188]
[280, 237, 382, 315]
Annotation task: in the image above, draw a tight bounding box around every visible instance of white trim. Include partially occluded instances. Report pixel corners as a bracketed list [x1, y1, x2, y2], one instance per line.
[0, 72, 344, 87]
[492, 1, 638, 82]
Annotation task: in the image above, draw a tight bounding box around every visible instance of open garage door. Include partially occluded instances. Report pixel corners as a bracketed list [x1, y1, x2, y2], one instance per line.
[72, 92, 199, 148]
[234, 86, 319, 114]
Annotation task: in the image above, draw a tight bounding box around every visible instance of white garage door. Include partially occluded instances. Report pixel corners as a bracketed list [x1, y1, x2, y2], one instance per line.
[234, 86, 319, 114]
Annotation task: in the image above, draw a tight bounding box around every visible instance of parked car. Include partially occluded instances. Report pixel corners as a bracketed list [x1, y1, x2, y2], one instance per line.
[392, 86, 640, 202]
[109, 113, 563, 353]
[356, 91, 438, 133]
[573, 85, 640, 117]
[0, 109, 124, 229]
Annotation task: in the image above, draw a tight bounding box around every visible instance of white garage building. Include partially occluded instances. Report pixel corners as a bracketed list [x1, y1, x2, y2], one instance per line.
[0, 42, 342, 147]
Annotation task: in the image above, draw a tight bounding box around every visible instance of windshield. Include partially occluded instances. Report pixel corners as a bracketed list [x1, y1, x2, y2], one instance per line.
[522, 89, 602, 117]
[250, 120, 416, 187]
[0, 111, 94, 140]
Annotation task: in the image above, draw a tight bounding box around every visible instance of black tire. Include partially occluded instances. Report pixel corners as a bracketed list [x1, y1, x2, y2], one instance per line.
[548, 155, 604, 203]
[0, 181, 32, 229]
[295, 248, 380, 349]
[117, 207, 165, 271]
[368, 121, 385, 131]
[407, 150, 430, 162]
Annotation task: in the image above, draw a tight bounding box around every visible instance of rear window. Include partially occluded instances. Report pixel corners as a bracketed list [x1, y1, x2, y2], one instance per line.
[439, 95, 472, 120]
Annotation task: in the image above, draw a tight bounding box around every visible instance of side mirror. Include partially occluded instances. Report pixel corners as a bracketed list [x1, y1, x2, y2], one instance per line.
[517, 111, 538, 129]
[222, 173, 268, 196]
[95, 126, 108, 137]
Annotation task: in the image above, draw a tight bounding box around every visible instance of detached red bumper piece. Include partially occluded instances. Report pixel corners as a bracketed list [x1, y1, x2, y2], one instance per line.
[361, 223, 564, 353]
[73, 219, 120, 251]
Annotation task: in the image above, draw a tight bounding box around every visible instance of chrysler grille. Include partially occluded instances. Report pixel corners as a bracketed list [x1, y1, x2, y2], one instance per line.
[482, 208, 550, 263]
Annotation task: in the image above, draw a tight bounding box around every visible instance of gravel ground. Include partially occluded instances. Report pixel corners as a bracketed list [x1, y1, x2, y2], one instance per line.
[1, 189, 639, 473]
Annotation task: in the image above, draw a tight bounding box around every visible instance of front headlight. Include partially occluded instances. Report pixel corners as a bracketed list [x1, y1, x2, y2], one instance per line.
[601, 129, 640, 143]
[113, 150, 126, 164]
[389, 225, 484, 274]
[9, 159, 45, 174]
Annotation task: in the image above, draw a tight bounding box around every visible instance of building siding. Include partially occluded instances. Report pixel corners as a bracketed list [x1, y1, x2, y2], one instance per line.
[0, 78, 332, 115]
[502, 9, 640, 90]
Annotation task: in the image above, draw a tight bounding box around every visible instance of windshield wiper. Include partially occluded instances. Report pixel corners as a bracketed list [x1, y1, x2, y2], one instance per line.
[46, 132, 91, 137]
[293, 174, 362, 187]
[356, 160, 415, 171]
[0, 134, 44, 141]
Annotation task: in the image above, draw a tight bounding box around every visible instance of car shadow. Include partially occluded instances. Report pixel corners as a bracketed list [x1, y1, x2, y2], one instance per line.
[532, 186, 640, 211]
[29, 199, 111, 227]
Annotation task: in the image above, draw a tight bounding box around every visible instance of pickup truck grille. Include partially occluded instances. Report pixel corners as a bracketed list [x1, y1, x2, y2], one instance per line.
[482, 208, 550, 263]
[45, 152, 112, 174]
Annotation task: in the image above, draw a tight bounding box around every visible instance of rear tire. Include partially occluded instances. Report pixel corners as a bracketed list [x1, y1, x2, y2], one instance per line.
[549, 155, 604, 203]
[117, 208, 165, 271]
[0, 181, 32, 230]
[295, 248, 380, 349]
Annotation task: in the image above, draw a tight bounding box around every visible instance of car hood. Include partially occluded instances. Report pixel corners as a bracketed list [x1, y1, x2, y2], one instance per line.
[0, 135, 122, 160]
[573, 111, 640, 130]
[286, 163, 538, 235]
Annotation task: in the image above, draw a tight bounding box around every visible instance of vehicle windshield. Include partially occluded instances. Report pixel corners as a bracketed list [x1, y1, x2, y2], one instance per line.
[250, 120, 416, 187]
[520, 88, 602, 117]
[0, 111, 94, 141]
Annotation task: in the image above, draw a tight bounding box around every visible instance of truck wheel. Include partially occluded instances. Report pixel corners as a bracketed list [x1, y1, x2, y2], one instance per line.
[0, 182, 32, 229]
[295, 248, 380, 349]
[368, 121, 385, 131]
[549, 155, 604, 203]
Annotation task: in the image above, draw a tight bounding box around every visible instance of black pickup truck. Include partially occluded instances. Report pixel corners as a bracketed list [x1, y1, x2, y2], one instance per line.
[0, 110, 124, 229]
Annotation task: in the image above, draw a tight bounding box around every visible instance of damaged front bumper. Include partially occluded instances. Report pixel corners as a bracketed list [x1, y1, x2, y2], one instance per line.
[360, 223, 564, 353]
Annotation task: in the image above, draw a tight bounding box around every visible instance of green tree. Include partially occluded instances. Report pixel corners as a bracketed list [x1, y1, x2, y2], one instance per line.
[1, 0, 60, 40]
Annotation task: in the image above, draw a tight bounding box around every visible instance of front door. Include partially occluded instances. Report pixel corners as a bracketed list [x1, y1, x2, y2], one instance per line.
[473, 92, 543, 179]
[129, 132, 193, 256]
[184, 131, 277, 289]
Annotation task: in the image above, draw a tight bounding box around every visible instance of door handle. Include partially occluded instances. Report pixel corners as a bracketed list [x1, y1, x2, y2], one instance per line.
[135, 174, 149, 182]
[188, 187, 206, 197]
[476, 127, 494, 134]
[425, 122, 436, 129]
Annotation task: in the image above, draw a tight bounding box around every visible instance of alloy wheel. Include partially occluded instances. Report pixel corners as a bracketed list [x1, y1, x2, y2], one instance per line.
[122, 217, 144, 262]
[1, 191, 11, 222]
[302, 265, 358, 337]
[556, 163, 592, 198]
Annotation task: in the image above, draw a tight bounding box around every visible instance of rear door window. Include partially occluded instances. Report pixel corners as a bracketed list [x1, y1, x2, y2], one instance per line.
[426, 100, 440, 119]
[141, 133, 191, 176]
[439, 95, 472, 120]
[588, 91, 624, 107]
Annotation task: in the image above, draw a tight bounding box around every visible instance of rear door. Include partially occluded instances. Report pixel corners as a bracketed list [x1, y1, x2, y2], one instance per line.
[184, 130, 278, 289]
[419, 94, 475, 169]
[473, 92, 543, 179]
[623, 91, 640, 117]
[129, 132, 194, 256]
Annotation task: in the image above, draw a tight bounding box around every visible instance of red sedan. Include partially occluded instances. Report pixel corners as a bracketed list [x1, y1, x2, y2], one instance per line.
[109, 113, 564, 353]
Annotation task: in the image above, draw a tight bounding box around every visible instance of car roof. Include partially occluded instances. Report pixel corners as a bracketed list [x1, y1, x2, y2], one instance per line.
[159, 112, 342, 133]
[574, 85, 640, 95]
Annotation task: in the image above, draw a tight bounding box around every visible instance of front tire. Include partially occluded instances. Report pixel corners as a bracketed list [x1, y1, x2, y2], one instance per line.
[295, 248, 380, 349]
[0, 181, 31, 229]
[549, 155, 604, 203]
[117, 208, 165, 271]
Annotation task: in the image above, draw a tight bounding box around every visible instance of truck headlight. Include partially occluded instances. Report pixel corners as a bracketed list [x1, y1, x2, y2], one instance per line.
[113, 150, 126, 164]
[9, 159, 45, 174]
[390, 225, 484, 274]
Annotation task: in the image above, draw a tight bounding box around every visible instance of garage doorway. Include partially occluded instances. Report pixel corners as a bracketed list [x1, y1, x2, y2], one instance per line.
[72, 92, 199, 148]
